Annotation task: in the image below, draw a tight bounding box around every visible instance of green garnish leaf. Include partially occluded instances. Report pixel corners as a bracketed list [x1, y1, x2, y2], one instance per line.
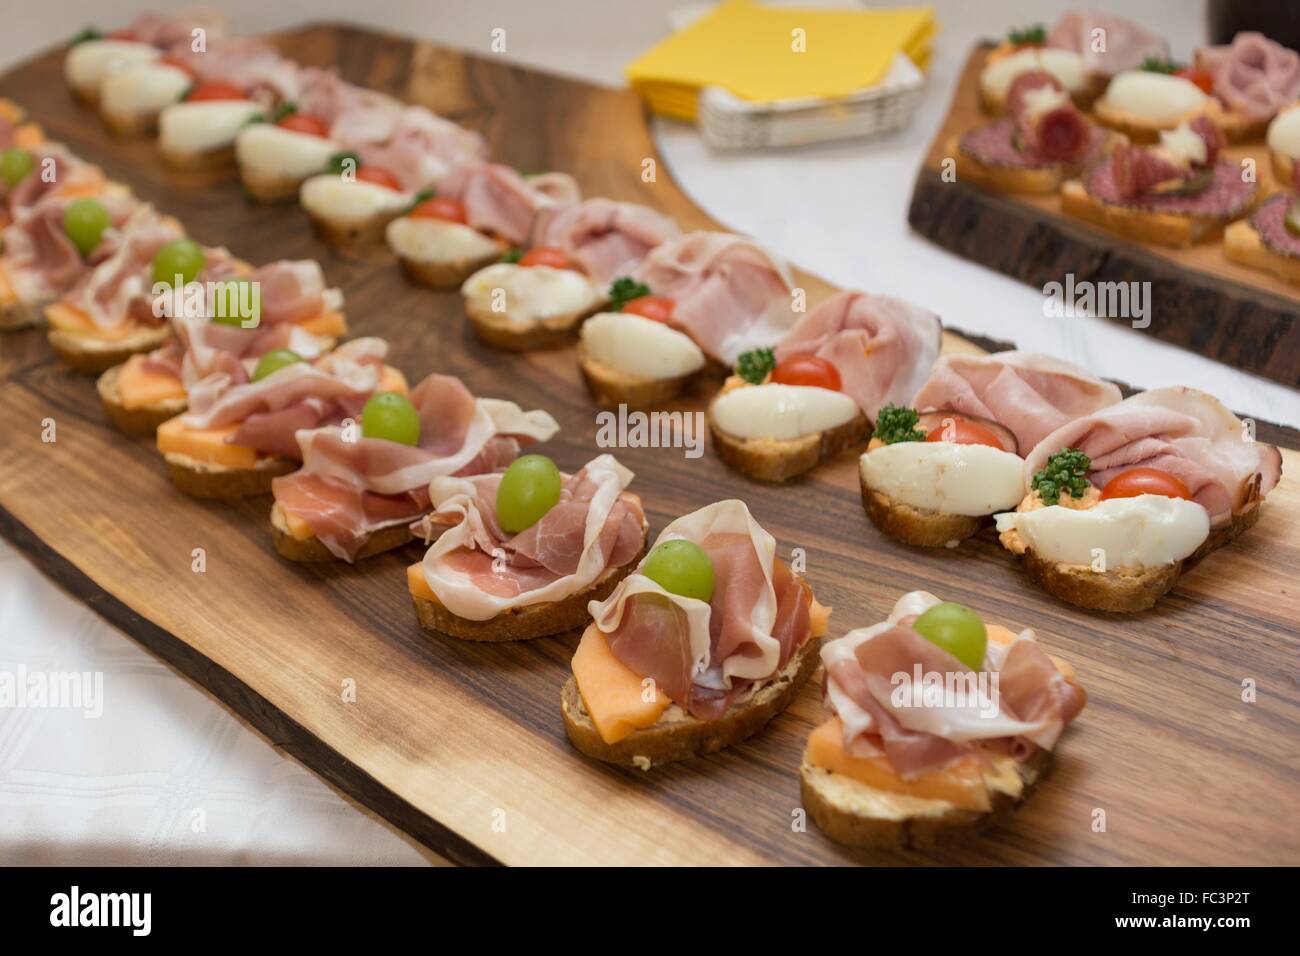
[500, 247, 524, 264]
[242, 112, 267, 128]
[323, 151, 359, 176]
[69, 27, 103, 47]
[1007, 24, 1046, 46]
[1139, 56, 1183, 75]
[736, 347, 776, 385]
[180, 82, 195, 102]
[1031, 448, 1092, 505]
[872, 404, 927, 445]
[607, 276, 651, 312]
[271, 102, 298, 123]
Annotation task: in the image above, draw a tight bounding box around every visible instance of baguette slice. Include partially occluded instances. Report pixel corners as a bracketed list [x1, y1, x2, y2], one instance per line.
[398, 250, 503, 290]
[239, 165, 305, 203]
[48, 324, 170, 374]
[563, 634, 821, 769]
[465, 296, 596, 352]
[1059, 178, 1233, 247]
[160, 143, 237, 172]
[947, 134, 1070, 195]
[271, 500, 414, 562]
[97, 362, 187, 436]
[860, 472, 984, 549]
[1271, 150, 1294, 191]
[165, 451, 295, 499]
[101, 106, 159, 138]
[1223, 217, 1300, 285]
[577, 341, 698, 409]
[412, 530, 648, 642]
[0, 298, 45, 331]
[710, 401, 871, 483]
[307, 207, 401, 246]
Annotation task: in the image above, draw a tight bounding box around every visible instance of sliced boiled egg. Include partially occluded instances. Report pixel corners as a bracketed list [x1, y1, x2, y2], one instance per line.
[462, 263, 603, 324]
[299, 174, 410, 225]
[1266, 106, 1300, 160]
[581, 311, 705, 380]
[861, 441, 1026, 516]
[386, 216, 501, 264]
[65, 40, 160, 94]
[980, 48, 1087, 101]
[236, 123, 339, 180]
[159, 99, 263, 154]
[995, 494, 1209, 568]
[1102, 71, 1209, 125]
[99, 61, 191, 119]
[712, 383, 858, 441]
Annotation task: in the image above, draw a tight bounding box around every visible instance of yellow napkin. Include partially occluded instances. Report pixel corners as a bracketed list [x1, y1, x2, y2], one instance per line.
[628, 0, 935, 120]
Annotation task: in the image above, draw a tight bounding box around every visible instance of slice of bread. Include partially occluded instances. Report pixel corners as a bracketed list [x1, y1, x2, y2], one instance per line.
[97, 362, 187, 436]
[1223, 218, 1300, 285]
[1018, 551, 1184, 612]
[577, 343, 696, 409]
[48, 324, 171, 375]
[801, 748, 1050, 850]
[947, 135, 1070, 195]
[0, 298, 45, 331]
[860, 475, 984, 549]
[562, 634, 821, 768]
[412, 532, 648, 642]
[397, 251, 501, 290]
[164, 451, 296, 499]
[710, 404, 871, 483]
[160, 144, 237, 172]
[1059, 178, 1232, 247]
[101, 106, 158, 138]
[465, 296, 594, 352]
[238, 166, 304, 203]
[1271, 150, 1294, 190]
[307, 208, 400, 246]
[270, 500, 415, 562]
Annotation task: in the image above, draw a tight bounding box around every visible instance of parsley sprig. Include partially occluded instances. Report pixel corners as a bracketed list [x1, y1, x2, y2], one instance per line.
[736, 347, 776, 385]
[873, 404, 927, 444]
[607, 276, 651, 312]
[1007, 24, 1046, 46]
[1139, 56, 1184, 75]
[1031, 448, 1092, 504]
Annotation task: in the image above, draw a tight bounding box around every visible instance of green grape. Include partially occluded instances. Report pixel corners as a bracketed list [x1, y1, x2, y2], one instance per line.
[211, 277, 261, 327]
[62, 198, 111, 256]
[360, 391, 421, 446]
[642, 539, 715, 602]
[912, 602, 987, 670]
[0, 148, 34, 187]
[495, 454, 562, 534]
[151, 238, 206, 288]
[251, 349, 304, 382]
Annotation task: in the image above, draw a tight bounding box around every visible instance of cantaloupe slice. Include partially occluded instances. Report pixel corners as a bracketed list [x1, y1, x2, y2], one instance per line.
[45, 301, 133, 340]
[14, 123, 44, 148]
[805, 718, 993, 812]
[407, 562, 436, 601]
[0, 263, 15, 307]
[379, 366, 408, 395]
[572, 625, 671, 744]
[156, 416, 258, 469]
[297, 309, 347, 339]
[809, 595, 830, 638]
[117, 355, 186, 409]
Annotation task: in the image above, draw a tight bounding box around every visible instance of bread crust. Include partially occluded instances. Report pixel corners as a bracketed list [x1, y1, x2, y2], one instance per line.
[97, 363, 187, 436]
[709, 403, 871, 483]
[860, 474, 985, 549]
[1020, 551, 1184, 612]
[270, 501, 415, 562]
[562, 634, 822, 768]
[577, 342, 696, 409]
[0, 298, 45, 331]
[397, 251, 501, 290]
[1059, 178, 1239, 247]
[308, 209, 399, 246]
[160, 144, 237, 172]
[1223, 218, 1300, 285]
[238, 165, 304, 202]
[465, 296, 594, 352]
[164, 452, 296, 499]
[48, 324, 171, 374]
[948, 134, 1070, 195]
[101, 107, 158, 138]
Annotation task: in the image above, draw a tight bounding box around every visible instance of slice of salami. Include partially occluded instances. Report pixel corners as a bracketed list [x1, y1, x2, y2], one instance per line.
[1085, 158, 1256, 218]
[1250, 194, 1300, 258]
[960, 119, 1107, 170]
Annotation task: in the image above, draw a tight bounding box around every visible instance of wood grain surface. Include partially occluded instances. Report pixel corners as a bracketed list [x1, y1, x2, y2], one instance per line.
[2, 23, 1298, 866]
[909, 42, 1300, 390]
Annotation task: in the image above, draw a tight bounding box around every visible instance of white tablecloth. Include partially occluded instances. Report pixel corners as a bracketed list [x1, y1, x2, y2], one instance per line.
[1, 0, 1295, 865]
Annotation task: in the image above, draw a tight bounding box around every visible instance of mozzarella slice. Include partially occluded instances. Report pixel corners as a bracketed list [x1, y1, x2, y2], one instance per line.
[712, 384, 858, 441]
[299, 175, 410, 224]
[1267, 106, 1300, 160]
[980, 48, 1087, 100]
[99, 62, 191, 119]
[581, 311, 705, 380]
[995, 495, 1210, 568]
[1102, 71, 1209, 124]
[65, 40, 160, 93]
[461, 263, 602, 323]
[159, 99, 262, 155]
[236, 123, 339, 180]
[386, 216, 501, 264]
[860, 441, 1026, 516]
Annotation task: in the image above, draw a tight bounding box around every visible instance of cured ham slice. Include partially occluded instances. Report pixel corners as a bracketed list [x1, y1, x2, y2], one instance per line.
[1198, 32, 1300, 121]
[911, 351, 1122, 454]
[170, 36, 300, 102]
[274, 374, 560, 561]
[823, 591, 1085, 778]
[295, 68, 403, 144]
[355, 106, 487, 193]
[2, 144, 105, 221]
[439, 163, 581, 245]
[143, 312, 330, 390]
[589, 500, 812, 720]
[774, 290, 941, 421]
[530, 198, 680, 283]
[1046, 11, 1170, 77]
[1021, 386, 1283, 527]
[1, 190, 136, 301]
[415, 455, 644, 614]
[633, 231, 797, 365]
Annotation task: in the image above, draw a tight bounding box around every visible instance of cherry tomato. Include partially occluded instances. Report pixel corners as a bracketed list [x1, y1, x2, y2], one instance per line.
[621, 295, 676, 324]
[1099, 467, 1193, 501]
[355, 166, 403, 191]
[186, 80, 247, 102]
[518, 246, 574, 270]
[276, 113, 330, 138]
[770, 353, 842, 391]
[410, 196, 468, 224]
[925, 417, 1005, 450]
[157, 54, 195, 78]
[1175, 68, 1214, 95]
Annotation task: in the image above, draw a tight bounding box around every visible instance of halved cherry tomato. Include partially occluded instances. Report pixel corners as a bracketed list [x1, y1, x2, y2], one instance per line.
[355, 165, 403, 191]
[1175, 68, 1214, 95]
[770, 354, 842, 391]
[518, 246, 575, 270]
[410, 196, 468, 224]
[277, 113, 330, 138]
[925, 417, 1005, 450]
[621, 295, 676, 324]
[157, 54, 195, 78]
[186, 80, 247, 102]
[1099, 467, 1193, 501]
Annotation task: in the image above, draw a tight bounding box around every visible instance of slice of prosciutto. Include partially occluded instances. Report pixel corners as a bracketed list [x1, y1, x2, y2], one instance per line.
[354, 106, 487, 193]
[1, 189, 137, 302]
[530, 198, 681, 283]
[439, 163, 581, 245]
[1046, 11, 1170, 77]
[774, 289, 941, 421]
[2, 143, 106, 222]
[823, 591, 1086, 779]
[273, 374, 560, 561]
[1021, 386, 1283, 528]
[415, 454, 645, 615]
[632, 231, 797, 365]
[589, 499, 813, 720]
[911, 351, 1122, 455]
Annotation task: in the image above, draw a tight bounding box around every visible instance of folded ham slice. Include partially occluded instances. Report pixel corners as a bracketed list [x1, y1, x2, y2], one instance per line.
[632, 231, 796, 365]
[589, 499, 812, 720]
[414, 454, 644, 615]
[774, 290, 941, 421]
[144, 312, 331, 391]
[1, 190, 136, 302]
[355, 106, 487, 193]
[1021, 386, 1283, 528]
[1046, 10, 1170, 76]
[530, 198, 680, 283]
[911, 351, 1122, 455]
[170, 36, 300, 103]
[2, 144, 105, 222]
[295, 68, 403, 144]
[439, 163, 581, 245]
[1197, 32, 1300, 122]
[823, 591, 1085, 779]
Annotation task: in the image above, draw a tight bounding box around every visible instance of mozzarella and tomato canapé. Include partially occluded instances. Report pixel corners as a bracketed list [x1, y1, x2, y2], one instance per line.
[299, 173, 411, 226]
[159, 98, 263, 157]
[65, 39, 161, 97]
[580, 311, 705, 381]
[1098, 70, 1213, 126]
[461, 261, 604, 327]
[236, 120, 340, 182]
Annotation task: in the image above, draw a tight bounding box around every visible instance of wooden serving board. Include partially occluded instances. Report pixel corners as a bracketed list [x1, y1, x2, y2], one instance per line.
[2, 24, 1299, 866]
[909, 43, 1300, 390]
